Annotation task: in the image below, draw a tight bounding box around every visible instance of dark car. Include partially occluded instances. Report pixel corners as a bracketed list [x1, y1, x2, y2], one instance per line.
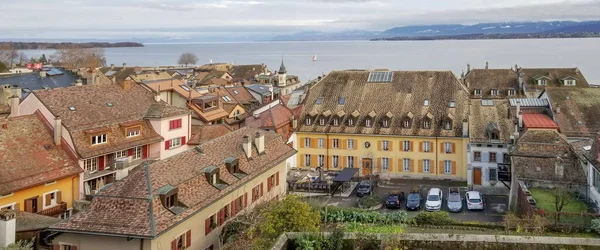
[356, 180, 373, 197]
[385, 191, 405, 209]
[405, 188, 422, 211]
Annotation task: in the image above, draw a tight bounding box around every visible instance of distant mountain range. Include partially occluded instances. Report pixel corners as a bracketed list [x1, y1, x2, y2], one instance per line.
[271, 21, 600, 41]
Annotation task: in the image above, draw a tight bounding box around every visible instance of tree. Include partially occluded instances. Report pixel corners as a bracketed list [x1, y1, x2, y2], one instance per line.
[52, 46, 106, 69]
[258, 195, 320, 239]
[39, 53, 47, 63]
[18, 52, 28, 66]
[0, 61, 7, 72]
[178, 52, 198, 66]
[0, 44, 18, 68]
[5, 239, 34, 250]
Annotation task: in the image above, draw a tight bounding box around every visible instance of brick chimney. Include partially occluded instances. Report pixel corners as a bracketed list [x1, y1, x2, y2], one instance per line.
[254, 132, 265, 155]
[54, 116, 62, 146]
[242, 135, 252, 159]
[0, 210, 16, 248]
[462, 119, 469, 137]
[555, 104, 561, 114]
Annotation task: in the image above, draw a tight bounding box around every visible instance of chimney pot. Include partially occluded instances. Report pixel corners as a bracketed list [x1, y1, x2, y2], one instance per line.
[485, 61, 489, 70]
[255, 132, 265, 155]
[518, 111, 523, 129]
[242, 135, 252, 159]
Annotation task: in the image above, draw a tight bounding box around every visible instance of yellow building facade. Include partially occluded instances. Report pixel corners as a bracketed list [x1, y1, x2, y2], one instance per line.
[297, 133, 468, 180]
[0, 176, 79, 217]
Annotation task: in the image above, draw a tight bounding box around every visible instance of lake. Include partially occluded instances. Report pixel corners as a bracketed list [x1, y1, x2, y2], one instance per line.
[23, 38, 600, 84]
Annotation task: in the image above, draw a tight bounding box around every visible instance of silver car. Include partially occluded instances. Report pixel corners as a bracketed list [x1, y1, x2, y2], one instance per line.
[446, 187, 463, 212]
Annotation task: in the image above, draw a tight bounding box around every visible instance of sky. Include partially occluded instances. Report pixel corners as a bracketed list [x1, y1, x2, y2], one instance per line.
[0, 0, 599, 40]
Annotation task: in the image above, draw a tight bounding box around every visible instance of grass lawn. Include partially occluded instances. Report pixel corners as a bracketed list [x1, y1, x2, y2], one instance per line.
[529, 188, 588, 213]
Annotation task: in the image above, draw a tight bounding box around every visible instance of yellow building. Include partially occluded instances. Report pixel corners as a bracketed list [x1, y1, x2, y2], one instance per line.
[296, 70, 470, 181]
[50, 127, 295, 250]
[0, 114, 82, 218]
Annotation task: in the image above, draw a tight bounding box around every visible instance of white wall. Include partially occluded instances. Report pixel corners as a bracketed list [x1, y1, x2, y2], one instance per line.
[286, 132, 298, 170]
[467, 143, 509, 186]
[53, 233, 149, 250]
[0, 217, 15, 247]
[149, 113, 191, 159]
[252, 99, 282, 116]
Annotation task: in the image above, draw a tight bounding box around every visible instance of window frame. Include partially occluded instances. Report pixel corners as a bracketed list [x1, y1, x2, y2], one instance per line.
[91, 133, 108, 145]
[489, 168, 498, 181]
[305, 117, 312, 125]
[304, 154, 311, 166]
[423, 119, 431, 129]
[443, 120, 452, 130]
[333, 155, 339, 168]
[42, 190, 58, 209]
[318, 138, 325, 148]
[444, 142, 452, 153]
[115, 150, 128, 159]
[365, 119, 372, 127]
[489, 152, 497, 163]
[332, 139, 339, 149]
[347, 156, 354, 168]
[319, 118, 325, 126]
[133, 146, 143, 160]
[423, 159, 430, 173]
[474, 89, 481, 95]
[318, 155, 325, 167]
[403, 158, 410, 172]
[474, 151, 481, 161]
[403, 141, 410, 151]
[382, 157, 389, 171]
[84, 158, 98, 172]
[382, 140, 390, 151]
[169, 118, 183, 130]
[347, 139, 355, 149]
[423, 141, 431, 152]
[444, 160, 452, 174]
[304, 138, 311, 147]
[169, 137, 183, 149]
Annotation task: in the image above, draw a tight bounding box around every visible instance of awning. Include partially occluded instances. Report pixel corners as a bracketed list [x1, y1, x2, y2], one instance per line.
[333, 168, 359, 182]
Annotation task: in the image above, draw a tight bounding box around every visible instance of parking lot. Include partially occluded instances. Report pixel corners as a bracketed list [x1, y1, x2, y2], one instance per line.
[307, 179, 509, 223]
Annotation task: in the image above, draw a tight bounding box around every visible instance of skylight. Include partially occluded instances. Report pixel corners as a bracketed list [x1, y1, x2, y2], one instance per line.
[481, 99, 494, 106]
[233, 90, 239, 94]
[222, 96, 232, 102]
[315, 97, 324, 104]
[423, 99, 429, 106]
[180, 85, 190, 91]
[68, 106, 76, 111]
[449, 101, 456, 108]
[339, 98, 345, 105]
[106, 102, 113, 107]
[367, 71, 393, 82]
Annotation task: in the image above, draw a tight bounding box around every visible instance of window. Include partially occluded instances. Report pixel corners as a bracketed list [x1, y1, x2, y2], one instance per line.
[126, 127, 141, 137]
[403, 159, 410, 172]
[348, 118, 354, 126]
[304, 155, 311, 166]
[91, 134, 107, 145]
[365, 119, 371, 127]
[490, 132, 499, 140]
[166, 194, 176, 208]
[305, 117, 312, 125]
[382, 119, 389, 128]
[318, 155, 325, 167]
[498, 145, 504, 148]
[169, 137, 183, 149]
[564, 80, 576, 86]
[403, 141, 411, 151]
[339, 98, 345, 105]
[169, 119, 182, 130]
[423, 160, 430, 173]
[503, 153, 509, 163]
[318, 138, 325, 148]
[490, 152, 497, 163]
[61, 245, 75, 250]
[315, 97, 324, 104]
[423, 119, 430, 129]
[423, 99, 429, 106]
[347, 139, 355, 149]
[333, 155, 339, 168]
[115, 150, 128, 159]
[444, 142, 453, 153]
[0, 203, 15, 211]
[43, 191, 58, 208]
[133, 146, 143, 160]
[332, 139, 339, 148]
[84, 158, 98, 172]
[423, 141, 431, 152]
[474, 151, 481, 161]
[508, 89, 516, 96]
[347, 156, 354, 168]
[489, 168, 498, 181]
[382, 158, 389, 171]
[333, 118, 339, 126]
[402, 120, 410, 128]
[491, 89, 499, 96]
[537, 79, 547, 85]
[304, 138, 311, 147]
[449, 101, 456, 108]
[443, 120, 452, 130]
[382, 140, 390, 151]
[474, 89, 481, 95]
[172, 231, 190, 250]
[444, 161, 452, 174]
[319, 118, 325, 126]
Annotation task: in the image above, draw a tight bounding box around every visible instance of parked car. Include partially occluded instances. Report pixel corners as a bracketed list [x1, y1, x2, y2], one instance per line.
[425, 188, 443, 211]
[385, 191, 405, 209]
[356, 180, 373, 197]
[405, 187, 422, 211]
[466, 191, 484, 210]
[446, 187, 463, 212]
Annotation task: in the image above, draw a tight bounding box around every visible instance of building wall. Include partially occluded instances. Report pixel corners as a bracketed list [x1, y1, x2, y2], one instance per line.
[228, 105, 246, 119]
[587, 163, 600, 211]
[296, 132, 468, 180]
[467, 143, 509, 186]
[53, 233, 149, 250]
[149, 113, 191, 159]
[0, 175, 79, 212]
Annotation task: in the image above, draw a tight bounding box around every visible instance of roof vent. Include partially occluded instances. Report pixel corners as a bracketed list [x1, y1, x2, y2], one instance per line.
[106, 102, 113, 107]
[565, 96, 570, 100]
[44, 145, 53, 150]
[68, 106, 76, 111]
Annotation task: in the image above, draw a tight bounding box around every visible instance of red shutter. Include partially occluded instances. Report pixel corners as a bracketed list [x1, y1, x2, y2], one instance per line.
[171, 240, 176, 250]
[267, 177, 272, 192]
[142, 145, 148, 159]
[276, 172, 280, 186]
[128, 148, 134, 156]
[169, 120, 174, 130]
[98, 156, 105, 171]
[178, 119, 182, 128]
[181, 136, 186, 145]
[165, 140, 171, 150]
[185, 230, 191, 248]
[244, 193, 248, 208]
[205, 218, 211, 235]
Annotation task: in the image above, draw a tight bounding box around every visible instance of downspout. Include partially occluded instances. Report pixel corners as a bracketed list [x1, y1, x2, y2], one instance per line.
[139, 239, 143, 250]
[435, 137, 439, 180]
[326, 133, 330, 170]
[72, 176, 76, 207]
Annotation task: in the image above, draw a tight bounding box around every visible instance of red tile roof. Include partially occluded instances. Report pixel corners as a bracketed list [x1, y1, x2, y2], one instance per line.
[188, 125, 231, 145]
[246, 104, 292, 129]
[0, 114, 82, 195]
[50, 127, 296, 238]
[522, 113, 559, 129]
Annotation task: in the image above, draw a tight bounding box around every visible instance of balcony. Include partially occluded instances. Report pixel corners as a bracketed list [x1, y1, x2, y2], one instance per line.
[37, 202, 67, 217]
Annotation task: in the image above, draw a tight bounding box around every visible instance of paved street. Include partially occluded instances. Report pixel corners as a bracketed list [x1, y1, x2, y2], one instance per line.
[305, 179, 509, 223]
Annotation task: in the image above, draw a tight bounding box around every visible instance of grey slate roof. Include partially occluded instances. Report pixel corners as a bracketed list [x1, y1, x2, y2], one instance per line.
[509, 98, 549, 107]
[246, 84, 272, 95]
[0, 69, 79, 98]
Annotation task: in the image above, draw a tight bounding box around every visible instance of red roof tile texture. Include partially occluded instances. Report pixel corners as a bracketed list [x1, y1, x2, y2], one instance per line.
[522, 113, 558, 129]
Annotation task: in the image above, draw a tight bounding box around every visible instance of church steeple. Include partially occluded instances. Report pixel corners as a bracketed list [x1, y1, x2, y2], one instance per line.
[278, 60, 287, 74]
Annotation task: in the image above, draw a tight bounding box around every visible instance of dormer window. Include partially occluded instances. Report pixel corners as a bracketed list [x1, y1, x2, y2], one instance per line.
[508, 89, 516, 96]
[443, 120, 452, 130]
[333, 118, 339, 126]
[423, 99, 429, 106]
[225, 157, 246, 179]
[126, 126, 141, 138]
[474, 89, 481, 95]
[348, 118, 354, 126]
[491, 89, 499, 96]
[487, 122, 500, 141]
[402, 119, 410, 128]
[158, 184, 184, 214]
[537, 79, 547, 85]
[423, 119, 431, 129]
[491, 132, 499, 140]
[449, 101, 456, 108]
[315, 97, 324, 104]
[319, 118, 325, 126]
[305, 117, 312, 125]
[91, 134, 108, 145]
[382, 118, 390, 128]
[365, 118, 372, 127]
[563, 79, 576, 86]
[204, 166, 228, 190]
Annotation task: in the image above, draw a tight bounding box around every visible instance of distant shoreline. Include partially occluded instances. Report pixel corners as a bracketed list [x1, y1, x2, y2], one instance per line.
[0, 42, 144, 49]
[371, 32, 600, 41]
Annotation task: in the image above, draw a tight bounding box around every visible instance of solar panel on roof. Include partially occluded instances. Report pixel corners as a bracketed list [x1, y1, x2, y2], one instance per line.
[105, 70, 117, 77]
[367, 72, 393, 83]
[180, 85, 190, 91]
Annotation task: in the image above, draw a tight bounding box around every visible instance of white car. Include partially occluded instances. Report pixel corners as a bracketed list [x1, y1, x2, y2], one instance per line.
[425, 188, 443, 211]
[466, 191, 484, 210]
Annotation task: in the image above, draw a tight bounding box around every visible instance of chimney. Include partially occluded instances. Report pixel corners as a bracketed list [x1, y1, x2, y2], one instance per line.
[462, 120, 469, 137]
[485, 61, 489, 70]
[110, 64, 115, 69]
[120, 79, 132, 90]
[516, 100, 521, 117]
[518, 111, 523, 129]
[467, 64, 471, 73]
[253, 113, 259, 119]
[8, 96, 19, 117]
[242, 135, 252, 159]
[54, 116, 62, 146]
[555, 104, 561, 114]
[518, 72, 524, 91]
[575, 67, 580, 74]
[255, 132, 265, 155]
[290, 115, 297, 129]
[75, 79, 83, 86]
[39, 71, 47, 78]
[0, 210, 16, 248]
[155, 93, 161, 102]
[123, 63, 127, 68]
[112, 76, 116, 84]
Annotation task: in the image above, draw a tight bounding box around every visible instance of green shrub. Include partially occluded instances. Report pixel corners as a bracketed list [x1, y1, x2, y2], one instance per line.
[344, 222, 404, 233]
[358, 195, 382, 209]
[321, 206, 409, 224]
[414, 211, 454, 225]
[591, 218, 600, 235]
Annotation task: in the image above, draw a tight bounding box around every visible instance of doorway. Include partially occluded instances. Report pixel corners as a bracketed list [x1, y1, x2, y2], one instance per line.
[362, 158, 372, 176]
[473, 168, 482, 185]
[24, 196, 39, 213]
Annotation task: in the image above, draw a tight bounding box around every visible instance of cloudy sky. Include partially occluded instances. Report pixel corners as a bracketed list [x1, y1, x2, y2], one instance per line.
[1, 0, 599, 40]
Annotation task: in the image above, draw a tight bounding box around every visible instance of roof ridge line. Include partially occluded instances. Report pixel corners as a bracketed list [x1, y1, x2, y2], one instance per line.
[144, 164, 156, 236]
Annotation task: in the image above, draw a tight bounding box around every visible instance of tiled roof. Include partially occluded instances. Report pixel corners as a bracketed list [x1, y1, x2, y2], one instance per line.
[511, 130, 585, 183]
[0, 114, 82, 194]
[468, 99, 515, 143]
[188, 125, 231, 145]
[246, 104, 292, 129]
[225, 86, 259, 106]
[544, 87, 600, 137]
[521, 68, 589, 92]
[522, 113, 558, 130]
[128, 72, 173, 83]
[464, 69, 521, 98]
[143, 79, 203, 100]
[187, 101, 229, 123]
[16, 211, 62, 232]
[570, 136, 600, 171]
[297, 70, 470, 137]
[230, 64, 266, 80]
[99, 67, 136, 84]
[246, 84, 272, 95]
[193, 70, 230, 85]
[50, 127, 296, 238]
[32, 83, 189, 159]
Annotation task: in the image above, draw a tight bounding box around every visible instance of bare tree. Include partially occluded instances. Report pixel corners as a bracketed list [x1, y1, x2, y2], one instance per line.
[52, 46, 106, 69]
[0, 44, 18, 68]
[18, 52, 28, 66]
[178, 52, 198, 66]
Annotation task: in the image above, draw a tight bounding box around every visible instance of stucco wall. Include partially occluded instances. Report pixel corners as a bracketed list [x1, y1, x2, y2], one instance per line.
[149, 113, 191, 159]
[296, 133, 468, 181]
[467, 144, 509, 186]
[53, 233, 149, 250]
[0, 175, 79, 211]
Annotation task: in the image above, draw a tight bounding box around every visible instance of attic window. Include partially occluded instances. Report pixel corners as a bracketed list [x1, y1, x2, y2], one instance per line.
[333, 118, 339, 126]
[382, 118, 390, 128]
[305, 117, 312, 125]
[339, 98, 345, 105]
[491, 89, 499, 96]
[423, 119, 431, 129]
[315, 97, 324, 104]
[204, 166, 228, 190]
[449, 101, 456, 108]
[157, 185, 180, 211]
[319, 118, 325, 126]
[474, 89, 481, 95]
[423, 100, 429, 106]
[564, 79, 576, 86]
[443, 120, 452, 130]
[491, 132, 499, 140]
[402, 119, 411, 128]
[106, 102, 113, 107]
[508, 89, 516, 96]
[537, 79, 547, 85]
[365, 118, 372, 127]
[348, 118, 354, 126]
[225, 157, 246, 179]
[68, 106, 76, 111]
